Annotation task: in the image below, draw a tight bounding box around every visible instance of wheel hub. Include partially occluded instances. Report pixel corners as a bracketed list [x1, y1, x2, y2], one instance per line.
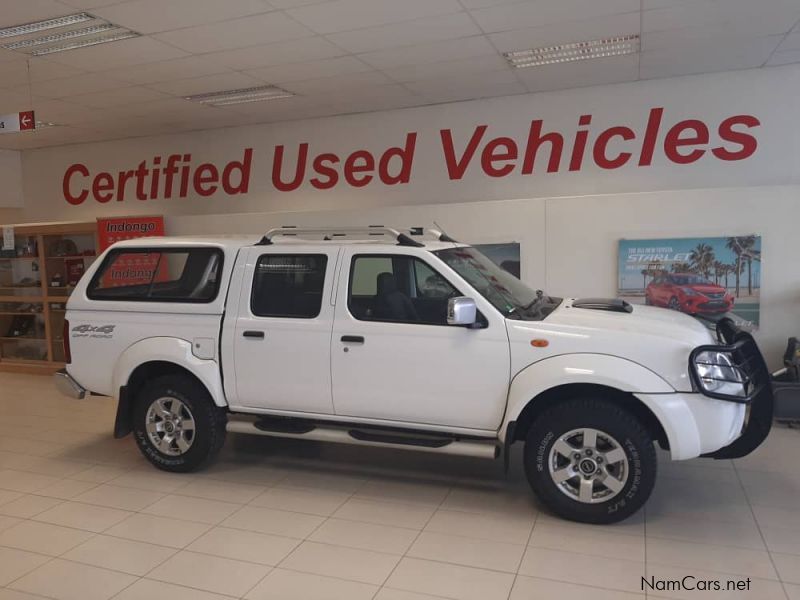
[548, 427, 629, 504]
[145, 396, 196, 457]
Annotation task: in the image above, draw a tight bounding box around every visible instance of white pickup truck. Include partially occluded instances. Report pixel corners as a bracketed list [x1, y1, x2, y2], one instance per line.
[55, 226, 773, 523]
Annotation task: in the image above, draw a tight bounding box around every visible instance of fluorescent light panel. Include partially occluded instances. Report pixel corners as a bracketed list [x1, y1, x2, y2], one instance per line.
[185, 85, 295, 107]
[504, 34, 640, 68]
[0, 13, 92, 39]
[0, 12, 138, 55]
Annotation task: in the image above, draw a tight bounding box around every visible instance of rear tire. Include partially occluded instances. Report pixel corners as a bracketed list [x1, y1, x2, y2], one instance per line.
[133, 374, 226, 473]
[524, 398, 656, 524]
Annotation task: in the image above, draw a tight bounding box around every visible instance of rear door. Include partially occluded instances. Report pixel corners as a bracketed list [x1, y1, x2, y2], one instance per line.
[227, 246, 338, 414]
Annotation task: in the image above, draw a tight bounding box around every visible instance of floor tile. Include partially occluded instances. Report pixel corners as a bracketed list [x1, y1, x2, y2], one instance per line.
[34, 478, 99, 500]
[187, 526, 299, 565]
[0, 546, 51, 586]
[280, 541, 400, 585]
[787, 583, 800, 600]
[354, 479, 451, 506]
[0, 470, 60, 494]
[333, 498, 435, 529]
[0, 490, 24, 507]
[0, 587, 55, 600]
[9, 558, 137, 600]
[440, 486, 538, 518]
[62, 534, 176, 576]
[511, 576, 645, 599]
[646, 537, 778, 579]
[0, 520, 93, 556]
[279, 471, 367, 494]
[69, 465, 128, 484]
[175, 478, 265, 504]
[408, 531, 524, 572]
[109, 470, 194, 493]
[752, 503, 800, 533]
[113, 578, 236, 600]
[142, 494, 241, 525]
[33, 501, 131, 533]
[104, 513, 211, 549]
[424, 509, 534, 545]
[246, 568, 377, 600]
[772, 552, 800, 584]
[0, 495, 62, 519]
[374, 590, 448, 600]
[222, 505, 324, 538]
[528, 519, 644, 559]
[250, 486, 350, 516]
[646, 513, 766, 550]
[645, 563, 787, 600]
[309, 518, 419, 554]
[73, 484, 165, 512]
[148, 550, 271, 597]
[762, 526, 800, 556]
[519, 546, 644, 593]
[386, 557, 514, 600]
[0, 515, 21, 533]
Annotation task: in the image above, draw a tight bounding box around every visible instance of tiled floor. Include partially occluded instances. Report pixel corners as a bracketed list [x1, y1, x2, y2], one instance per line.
[0, 371, 798, 600]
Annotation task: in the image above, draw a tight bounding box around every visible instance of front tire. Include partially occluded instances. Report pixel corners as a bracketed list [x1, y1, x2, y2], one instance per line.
[524, 398, 656, 524]
[133, 374, 227, 473]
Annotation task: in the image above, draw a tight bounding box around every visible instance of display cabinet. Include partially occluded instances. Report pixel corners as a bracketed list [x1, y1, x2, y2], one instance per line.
[0, 221, 97, 373]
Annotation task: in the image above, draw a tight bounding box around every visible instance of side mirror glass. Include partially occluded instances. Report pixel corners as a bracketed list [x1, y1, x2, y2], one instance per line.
[447, 296, 477, 326]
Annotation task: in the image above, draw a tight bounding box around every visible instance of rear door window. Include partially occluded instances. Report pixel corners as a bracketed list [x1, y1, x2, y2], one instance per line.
[251, 254, 328, 318]
[88, 248, 223, 302]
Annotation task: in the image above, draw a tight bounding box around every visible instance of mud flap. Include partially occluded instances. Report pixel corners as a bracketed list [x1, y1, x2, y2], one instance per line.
[701, 323, 774, 460]
[113, 385, 132, 439]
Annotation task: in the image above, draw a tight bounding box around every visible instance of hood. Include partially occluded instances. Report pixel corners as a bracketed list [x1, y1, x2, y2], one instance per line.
[506, 299, 716, 392]
[685, 284, 726, 295]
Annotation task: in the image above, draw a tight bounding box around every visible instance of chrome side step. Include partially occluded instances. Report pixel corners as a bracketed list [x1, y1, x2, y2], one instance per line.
[226, 418, 499, 459]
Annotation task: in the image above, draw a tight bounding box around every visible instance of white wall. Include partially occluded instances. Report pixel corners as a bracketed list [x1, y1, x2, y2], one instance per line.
[3, 65, 799, 367]
[0, 150, 23, 209]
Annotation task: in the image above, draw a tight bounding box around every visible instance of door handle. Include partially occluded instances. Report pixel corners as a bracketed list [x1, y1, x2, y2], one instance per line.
[243, 330, 265, 339]
[340, 335, 365, 344]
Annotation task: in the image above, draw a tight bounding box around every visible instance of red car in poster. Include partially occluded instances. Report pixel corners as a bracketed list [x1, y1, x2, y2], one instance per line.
[645, 273, 734, 315]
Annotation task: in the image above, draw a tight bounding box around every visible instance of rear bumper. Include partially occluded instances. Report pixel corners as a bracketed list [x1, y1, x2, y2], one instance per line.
[54, 369, 86, 400]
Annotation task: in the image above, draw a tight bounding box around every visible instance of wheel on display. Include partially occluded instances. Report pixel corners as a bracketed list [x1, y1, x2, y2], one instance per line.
[524, 398, 656, 524]
[133, 374, 226, 473]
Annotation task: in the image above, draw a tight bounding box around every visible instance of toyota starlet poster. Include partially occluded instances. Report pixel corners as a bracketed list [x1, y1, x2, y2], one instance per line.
[618, 235, 761, 330]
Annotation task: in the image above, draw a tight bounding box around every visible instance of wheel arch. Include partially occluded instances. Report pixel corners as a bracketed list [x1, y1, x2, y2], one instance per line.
[508, 383, 670, 451]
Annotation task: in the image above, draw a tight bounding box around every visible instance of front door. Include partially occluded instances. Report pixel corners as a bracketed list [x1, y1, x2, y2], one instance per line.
[331, 249, 510, 431]
[232, 247, 338, 414]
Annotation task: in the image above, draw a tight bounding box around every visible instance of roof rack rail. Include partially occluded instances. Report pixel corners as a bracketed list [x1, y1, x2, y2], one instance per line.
[257, 225, 425, 247]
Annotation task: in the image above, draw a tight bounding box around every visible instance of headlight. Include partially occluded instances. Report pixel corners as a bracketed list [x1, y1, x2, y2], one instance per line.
[680, 287, 701, 296]
[693, 350, 746, 397]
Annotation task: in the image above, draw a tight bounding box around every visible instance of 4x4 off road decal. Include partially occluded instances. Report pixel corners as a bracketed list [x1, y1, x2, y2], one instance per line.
[72, 324, 116, 339]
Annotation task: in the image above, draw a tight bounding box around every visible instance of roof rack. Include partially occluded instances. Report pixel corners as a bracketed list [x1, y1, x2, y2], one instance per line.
[256, 226, 458, 246]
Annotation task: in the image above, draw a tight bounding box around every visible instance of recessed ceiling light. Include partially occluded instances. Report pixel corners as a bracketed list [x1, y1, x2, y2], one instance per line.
[0, 13, 93, 39]
[504, 34, 640, 68]
[0, 12, 138, 55]
[185, 85, 295, 107]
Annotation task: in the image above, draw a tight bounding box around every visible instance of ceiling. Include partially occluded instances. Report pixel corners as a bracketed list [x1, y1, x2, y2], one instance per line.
[1, 0, 799, 150]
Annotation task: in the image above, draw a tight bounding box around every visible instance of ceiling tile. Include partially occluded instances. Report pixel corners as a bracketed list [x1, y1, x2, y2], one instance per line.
[30, 72, 130, 97]
[286, 0, 463, 34]
[406, 70, 525, 103]
[469, 0, 640, 34]
[383, 54, 510, 84]
[358, 35, 496, 70]
[326, 12, 482, 54]
[517, 53, 640, 92]
[778, 31, 800, 52]
[152, 11, 313, 53]
[639, 35, 782, 78]
[57, 0, 131, 9]
[91, 0, 274, 33]
[0, 60, 33, 89]
[767, 48, 800, 66]
[489, 12, 641, 53]
[63, 85, 171, 108]
[41, 36, 189, 71]
[147, 71, 264, 96]
[27, 58, 87, 82]
[459, 0, 531, 9]
[202, 37, 345, 71]
[0, 88, 39, 112]
[99, 55, 230, 85]
[0, 0, 78, 29]
[281, 70, 392, 95]
[643, 0, 800, 35]
[244, 56, 373, 84]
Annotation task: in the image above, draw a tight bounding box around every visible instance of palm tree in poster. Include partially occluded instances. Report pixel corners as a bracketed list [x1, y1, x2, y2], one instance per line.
[671, 262, 692, 273]
[689, 244, 715, 278]
[738, 235, 760, 295]
[725, 236, 752, 297]
[712, 260, 726, 285]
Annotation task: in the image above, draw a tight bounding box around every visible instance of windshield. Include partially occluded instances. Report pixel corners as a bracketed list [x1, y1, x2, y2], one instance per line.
[434, 247, 561, 320]
[671, 275, 712, 285]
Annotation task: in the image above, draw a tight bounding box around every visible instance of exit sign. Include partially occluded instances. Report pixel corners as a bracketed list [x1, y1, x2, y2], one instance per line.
[0, 111, 35, 134]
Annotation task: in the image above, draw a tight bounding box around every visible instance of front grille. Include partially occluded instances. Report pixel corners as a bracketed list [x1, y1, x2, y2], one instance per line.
[705, 292, 725, 300]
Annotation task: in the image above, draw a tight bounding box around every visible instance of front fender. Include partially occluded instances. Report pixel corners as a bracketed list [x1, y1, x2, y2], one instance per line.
[501, 353, 674, 441]
[112, 337, 227, 407]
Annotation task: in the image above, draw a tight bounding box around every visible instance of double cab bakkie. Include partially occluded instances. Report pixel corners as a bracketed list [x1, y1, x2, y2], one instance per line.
[55, 226, 774, 523]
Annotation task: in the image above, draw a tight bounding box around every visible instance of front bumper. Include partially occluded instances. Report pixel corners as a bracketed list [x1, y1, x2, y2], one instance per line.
[54, 369, 86, 400]
[693, 318, 774, 459]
